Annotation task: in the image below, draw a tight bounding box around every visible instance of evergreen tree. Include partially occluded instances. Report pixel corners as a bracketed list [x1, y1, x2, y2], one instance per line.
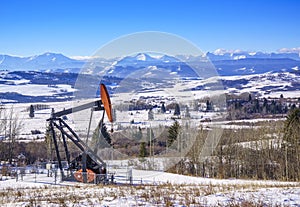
[234, 101, 241, 110]
[161, 103, 166, 113]
[29, 105, 34, 118]
[291, 104, 297, 110]
[167, 120, 180, 147]
[206, 100, 213, 112]
[139, 141, 147, 158]
[248, 94, 252, 102]
[174, 103, 181, 116]
[253, 99, 260, 113]
[101, 123, 111, 145]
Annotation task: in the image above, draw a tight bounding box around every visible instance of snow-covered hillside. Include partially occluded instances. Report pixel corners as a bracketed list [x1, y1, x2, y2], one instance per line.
[0, 51, 300, 103]
[1, 69, 300, 104]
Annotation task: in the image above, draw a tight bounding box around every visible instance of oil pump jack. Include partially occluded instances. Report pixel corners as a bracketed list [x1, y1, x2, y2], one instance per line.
[46, 84, 113, 183]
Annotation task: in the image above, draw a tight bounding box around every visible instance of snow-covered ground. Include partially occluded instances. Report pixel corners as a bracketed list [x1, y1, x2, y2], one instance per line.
[1, 84, 299, 206]
[205, 72, 300, 98]
[0, 169, 299, 206]
[1, 99, 223, 141]
[0, 83, 76, 97]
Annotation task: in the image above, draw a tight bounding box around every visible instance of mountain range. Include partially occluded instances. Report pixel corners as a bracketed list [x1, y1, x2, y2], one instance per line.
[0, 52, 85, 73]
[1, 50, 300, 103]
[0, 51, 299, 77]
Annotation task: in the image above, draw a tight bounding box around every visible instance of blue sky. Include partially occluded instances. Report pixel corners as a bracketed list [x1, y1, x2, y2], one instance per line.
[1, 0, 299, 57]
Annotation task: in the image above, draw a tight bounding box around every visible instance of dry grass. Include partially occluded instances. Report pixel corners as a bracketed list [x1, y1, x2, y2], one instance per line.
[0, 181, 299, 206]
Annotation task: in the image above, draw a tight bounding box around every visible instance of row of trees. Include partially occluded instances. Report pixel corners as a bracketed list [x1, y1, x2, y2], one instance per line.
[111, 105, 299, 181]
[168, 108, 300, 181]
[227, 94, 297, 120]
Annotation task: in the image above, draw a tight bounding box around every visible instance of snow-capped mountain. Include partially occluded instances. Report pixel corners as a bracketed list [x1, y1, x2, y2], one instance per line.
[1, 50, 300, 76]
[0, 52, 85, 72]
[214, 58, 300, 76]
[206, 49, 300, 61]
[106, 53, 198, 78]
[112, 53, 179, 67]
[108, 52, 300, 77]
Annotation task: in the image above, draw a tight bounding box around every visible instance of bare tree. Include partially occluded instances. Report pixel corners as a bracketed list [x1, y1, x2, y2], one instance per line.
[0, 105, 7, 136]
[283, 108, 300, 181]
[1, 106, 23, 164]
[187, 126, 207, 176]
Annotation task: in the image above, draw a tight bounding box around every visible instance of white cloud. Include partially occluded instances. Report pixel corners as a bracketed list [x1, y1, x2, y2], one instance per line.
[70, 56, 102, 60]
[213, 48, 250, 55]
[277, 47, 300, 53]
[213, 48, 228, 55]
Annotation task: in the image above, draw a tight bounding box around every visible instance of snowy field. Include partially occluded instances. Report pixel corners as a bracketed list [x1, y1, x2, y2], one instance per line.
[3, 99, 282, 143]
[2, 98, 223, 142]
[1, 80, 300, 206]
[0, 169, 299, 206]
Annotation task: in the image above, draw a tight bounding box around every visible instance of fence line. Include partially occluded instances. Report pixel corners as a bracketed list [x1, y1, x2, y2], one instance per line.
[9, 166, 134, 185]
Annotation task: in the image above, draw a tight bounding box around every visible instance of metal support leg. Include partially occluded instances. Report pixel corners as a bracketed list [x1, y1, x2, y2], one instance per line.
[49, 120, 64, 179]
[82, 152, 87, 183]
[60, 120, 71, 172]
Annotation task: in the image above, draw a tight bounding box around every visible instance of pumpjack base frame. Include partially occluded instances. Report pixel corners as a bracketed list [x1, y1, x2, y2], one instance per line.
[47, 107, 107, 184]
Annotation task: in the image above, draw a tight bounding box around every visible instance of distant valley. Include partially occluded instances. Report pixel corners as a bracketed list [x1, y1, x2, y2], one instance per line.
[0, 51, 300, 103]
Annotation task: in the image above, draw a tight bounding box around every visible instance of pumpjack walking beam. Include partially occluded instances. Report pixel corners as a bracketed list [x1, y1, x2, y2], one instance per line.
[51, 100, 103, 118]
